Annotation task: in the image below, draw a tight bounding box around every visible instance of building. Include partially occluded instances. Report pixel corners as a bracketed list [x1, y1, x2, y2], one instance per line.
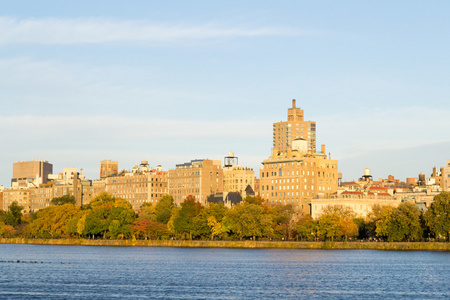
[311, 190, 400, 219]
[12, 159, 53, 188]
[105, 162, 168, 211]
[273, 99, 316, 153]
[100, 160, 119, 179]
[168, 159, 223, 206]
[0, 186, 4, 211]
[222, 152, 255, 200]
[441, 159, 450, 191]
[260, 138, 339, 217]
[3, 189, 31, 213]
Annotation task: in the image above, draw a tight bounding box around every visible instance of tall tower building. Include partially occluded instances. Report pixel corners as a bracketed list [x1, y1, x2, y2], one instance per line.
[273, 99, 316, 153]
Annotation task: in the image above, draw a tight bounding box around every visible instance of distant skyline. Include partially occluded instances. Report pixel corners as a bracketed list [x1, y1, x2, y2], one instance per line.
[1, 1, 450, 186]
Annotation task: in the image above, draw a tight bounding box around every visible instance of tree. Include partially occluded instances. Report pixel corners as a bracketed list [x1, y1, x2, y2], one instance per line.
[317, 213, 341, 241]
[296, 214, 318, 241]
[376, 202, 423, 242]
[173, 196, 203, 240]
[425, 192, 450, 241]
[51, 195, 76, 206]
[137, 204, 157, 222]
[192, 203, 228, 240]
[322, 204, 356, 219]
[131, 220, 170, 240]
[223, 202, 273, 240]
[28, 204, 80, 238]
[270, 204, 294, 240]
[155, 195, 175, 224]
[3, 201, 24, 227]
[339, 217, 359, 242]
[366, 204, 389, 237]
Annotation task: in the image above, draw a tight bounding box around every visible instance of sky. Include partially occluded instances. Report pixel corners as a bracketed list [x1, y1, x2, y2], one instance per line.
[1, 1, 450, 187]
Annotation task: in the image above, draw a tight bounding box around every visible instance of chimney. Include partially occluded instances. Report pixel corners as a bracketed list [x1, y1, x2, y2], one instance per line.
[292, 99, 296, 109]
[432, 167, 436, 177]
[321, 144, 326, 154]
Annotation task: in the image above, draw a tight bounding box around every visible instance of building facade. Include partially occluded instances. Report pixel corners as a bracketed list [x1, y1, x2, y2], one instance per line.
[100, 160, 119, 179]
[12, 159, 53, 188]
[260, 139, 339, 217]
[168, 159, 223, 206]
[273, 99, 316, 153]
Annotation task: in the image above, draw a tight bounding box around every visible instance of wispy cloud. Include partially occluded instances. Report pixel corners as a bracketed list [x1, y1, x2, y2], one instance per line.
[0, 17, 308, 45]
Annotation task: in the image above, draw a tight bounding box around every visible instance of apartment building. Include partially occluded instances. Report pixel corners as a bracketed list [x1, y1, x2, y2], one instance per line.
[168, 159, 223, 206]
[11, 159, 53, 188]
[273, 99, 316, 153]
[260, 139, 338, 216]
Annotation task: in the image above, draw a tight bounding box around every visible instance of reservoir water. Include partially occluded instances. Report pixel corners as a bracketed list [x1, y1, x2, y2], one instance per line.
[0, 244, 449, 299]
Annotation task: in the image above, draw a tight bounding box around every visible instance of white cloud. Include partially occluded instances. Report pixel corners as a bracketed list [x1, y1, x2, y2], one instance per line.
[0, 17, 308, 45]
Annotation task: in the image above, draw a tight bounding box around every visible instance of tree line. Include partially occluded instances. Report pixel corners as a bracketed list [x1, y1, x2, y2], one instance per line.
[1, 192, 450, 242]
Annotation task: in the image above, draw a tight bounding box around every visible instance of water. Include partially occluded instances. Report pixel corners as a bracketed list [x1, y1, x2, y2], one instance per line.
[0, 244, 449, 299]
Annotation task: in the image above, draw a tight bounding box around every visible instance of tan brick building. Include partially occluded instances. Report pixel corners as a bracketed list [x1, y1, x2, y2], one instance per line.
[168, 159, 223, 206]
[441, 159, 450, 191]
[105, 170, 168, 211]
[3, 189, 31, 213]
[222, 152, 255, 198]
[12, 159, 53, 188]
[260, 141, 338, 216]
[273, 99, 316, 153]
[100, 160, 119, 179]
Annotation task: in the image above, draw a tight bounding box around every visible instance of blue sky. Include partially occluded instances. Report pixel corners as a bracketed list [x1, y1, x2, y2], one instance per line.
[1, 1, 450, 186]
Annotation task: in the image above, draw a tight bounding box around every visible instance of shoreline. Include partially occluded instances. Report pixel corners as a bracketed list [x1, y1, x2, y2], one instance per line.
[1, 238, 450, 251]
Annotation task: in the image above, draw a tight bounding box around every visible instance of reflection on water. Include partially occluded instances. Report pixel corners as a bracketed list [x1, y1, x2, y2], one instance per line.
[0, 244, 449, 299]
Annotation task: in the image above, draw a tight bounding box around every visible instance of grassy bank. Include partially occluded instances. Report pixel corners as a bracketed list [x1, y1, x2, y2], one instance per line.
[2, 238, 450, 251]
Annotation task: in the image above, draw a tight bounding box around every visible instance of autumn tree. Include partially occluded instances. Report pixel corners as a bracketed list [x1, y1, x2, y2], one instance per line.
[270, 204, 294, 240]
[137, 203, 157, 222]
[425, 192, 450, 241]
[173, 196, 203, 240]
[51, 195, 76, 206]
[317, 213, 341, 241]
[83, 193, 136, 239]
[28, 204, 80, 238]
[192, 203, 228, 240]
[376, 202, 423, 242]
[339, 216, 359, 242]
[223, 201, 273, 240]
[322, 205, 356, 219]
[155, 195, 175, 224]
[296, 214, 318, 241]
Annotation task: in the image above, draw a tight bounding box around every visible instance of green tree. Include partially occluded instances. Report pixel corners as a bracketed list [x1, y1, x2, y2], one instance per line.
[317, 213, 341, 241]
[137, 204, 157, 222]
[376, 202, 423, 242]
[366, 204, 389, 237]
[296, 214, 318, 241]
[270, 204, 294, 240]
[192, 203, 228, 240]
[3, 201, 24, 227]
[173, 196, 203, 240]
[155, 195, 175, 224]
[425, 192, 450, 241]
[223, 202, 273, 240]
[51, 195, 76, 206]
